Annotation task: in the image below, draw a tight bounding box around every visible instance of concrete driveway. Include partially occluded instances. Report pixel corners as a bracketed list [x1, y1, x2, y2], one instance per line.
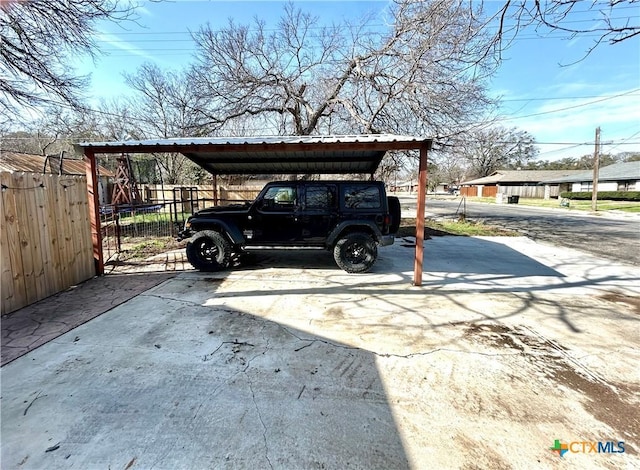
[412, 196, 640, 265]
[2, 236, 639, 469]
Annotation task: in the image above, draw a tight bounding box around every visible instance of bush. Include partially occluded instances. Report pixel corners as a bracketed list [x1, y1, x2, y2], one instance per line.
[560, 191, 640, 201]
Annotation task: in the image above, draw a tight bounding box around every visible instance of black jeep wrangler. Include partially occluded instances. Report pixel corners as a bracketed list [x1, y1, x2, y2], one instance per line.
[178, 180, 401, 273]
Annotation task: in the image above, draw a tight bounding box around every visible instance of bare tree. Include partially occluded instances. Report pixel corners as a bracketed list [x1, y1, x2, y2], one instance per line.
[0, 105, 103, 155]
[0, 0, 138, 120]
[432, 152, 468, 187]
[482, 0, 639, 58]
[123, 63, 211, 183]
[93, 98, 143, 142]
[458, 126, 538, 177]
[190, 1, 497, 139]
[124, 63, 209, 139]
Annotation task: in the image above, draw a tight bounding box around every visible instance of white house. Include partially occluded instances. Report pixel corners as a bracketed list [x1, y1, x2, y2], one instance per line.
[541, 161, 640, 193]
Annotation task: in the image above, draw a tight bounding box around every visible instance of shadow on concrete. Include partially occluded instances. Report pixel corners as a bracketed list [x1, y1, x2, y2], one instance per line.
[225, 236, 562, 278]
[3, 234, 640, 467]
[413, 236, 564, 277]
[234, 248, 339, 271]
[0, 291, 410, 469]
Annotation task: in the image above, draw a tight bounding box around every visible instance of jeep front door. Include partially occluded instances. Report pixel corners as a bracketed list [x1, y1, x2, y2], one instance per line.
[252, 184, 301, 243]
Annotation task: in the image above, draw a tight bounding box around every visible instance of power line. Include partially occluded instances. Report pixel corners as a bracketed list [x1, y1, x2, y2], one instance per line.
[93, 32, 620, 54]
[497, 88, 640, 121]
[535, 143, 591, 157]
[98, 13, 638, 37]
[605, 130, 640, 153]
[498, 93, 640, 102]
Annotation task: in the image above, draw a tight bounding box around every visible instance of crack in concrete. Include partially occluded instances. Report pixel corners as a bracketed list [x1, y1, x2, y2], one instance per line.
[377, 348, 524, 359]
[280, 325, 523, 359]
[143, 291, 530, 362]
[202, 340, 255, 362]
[199, 322, 274, 468]
[247, 379, 274, 470]
[139, 293, 201, 308]
[241, 324, 273, 470]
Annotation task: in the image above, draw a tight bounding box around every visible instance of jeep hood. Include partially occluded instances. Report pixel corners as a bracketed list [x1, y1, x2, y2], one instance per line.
[193, 203, 250, 216]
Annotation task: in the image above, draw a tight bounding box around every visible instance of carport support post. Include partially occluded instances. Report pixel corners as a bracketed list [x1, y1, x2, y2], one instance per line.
[84, 150, 104, 276]
[212, 174, 218, 206]
[413, 141, 429, 286]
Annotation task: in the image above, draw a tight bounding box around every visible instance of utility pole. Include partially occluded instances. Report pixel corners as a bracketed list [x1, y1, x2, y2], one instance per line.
[591, 127, 600, 212]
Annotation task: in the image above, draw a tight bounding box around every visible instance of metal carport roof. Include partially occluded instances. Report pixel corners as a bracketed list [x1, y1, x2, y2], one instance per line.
[77, 134, 433, 285]
[76, 134, 428, 175]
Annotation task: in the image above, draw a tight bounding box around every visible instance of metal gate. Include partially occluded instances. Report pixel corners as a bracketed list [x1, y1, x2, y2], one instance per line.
[100, 186, 204, 269]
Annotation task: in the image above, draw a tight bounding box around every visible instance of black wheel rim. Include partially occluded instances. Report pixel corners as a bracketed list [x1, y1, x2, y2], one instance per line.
[345, 241, 367, 264]
[198, 239, 221, 263]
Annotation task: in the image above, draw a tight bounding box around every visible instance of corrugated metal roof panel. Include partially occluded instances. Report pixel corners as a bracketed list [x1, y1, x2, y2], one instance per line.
[75, 134, 431, 176]
[76, 134, 424, 148]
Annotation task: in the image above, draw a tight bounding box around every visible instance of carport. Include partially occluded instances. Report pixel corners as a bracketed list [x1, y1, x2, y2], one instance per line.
[76, 134, 432, 284]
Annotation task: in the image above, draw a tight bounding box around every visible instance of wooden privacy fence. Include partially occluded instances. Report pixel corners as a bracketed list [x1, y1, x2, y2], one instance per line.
[143, 184, 263, 208]
[461, 185, 555, 199]
[500, 185, 556, 199]
[460, 186, 498, 197]
[1, 172, 94, 315]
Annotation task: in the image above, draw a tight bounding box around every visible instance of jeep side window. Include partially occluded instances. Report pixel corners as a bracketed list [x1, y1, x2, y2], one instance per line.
[305, 185, 336, 210]
[343, 185, 381, 209]
[260, 186, 297, 211]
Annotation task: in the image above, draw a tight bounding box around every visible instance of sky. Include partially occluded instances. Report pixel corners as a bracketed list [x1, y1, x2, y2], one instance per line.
[74, 0, 640, 161]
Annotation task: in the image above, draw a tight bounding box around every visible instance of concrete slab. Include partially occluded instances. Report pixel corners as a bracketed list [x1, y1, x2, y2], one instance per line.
[1, 272, 176, 366]
[2, 236, 639, 469]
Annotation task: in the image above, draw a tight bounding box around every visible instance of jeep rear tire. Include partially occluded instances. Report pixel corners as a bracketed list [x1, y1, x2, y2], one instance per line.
[186, 230, 232, 271]
[333, 232, 377, 273]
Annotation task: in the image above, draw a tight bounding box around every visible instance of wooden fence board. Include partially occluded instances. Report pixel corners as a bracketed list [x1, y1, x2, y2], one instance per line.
[1, 172, 94, 315]
[1, 172, 24, 313]
[33, 174, 50, 296]
[28, 173, 48, 301]
[57, 175, 74, 288]
[45, 175, 63, 294]
[14, 173, 39, 305]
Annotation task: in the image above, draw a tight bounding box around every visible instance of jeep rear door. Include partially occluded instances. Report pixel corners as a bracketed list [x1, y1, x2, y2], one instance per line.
[300, 184, 338, 244]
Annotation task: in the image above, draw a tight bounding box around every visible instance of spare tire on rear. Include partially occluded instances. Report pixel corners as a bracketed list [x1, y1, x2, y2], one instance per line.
[387, 196, 401, 234]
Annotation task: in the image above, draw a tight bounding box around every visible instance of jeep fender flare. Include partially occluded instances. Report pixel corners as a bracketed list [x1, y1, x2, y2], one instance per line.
[191, 219, 245, 245]
[326, 220, 384, 247]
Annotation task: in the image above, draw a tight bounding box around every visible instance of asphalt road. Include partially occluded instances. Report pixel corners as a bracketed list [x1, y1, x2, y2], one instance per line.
[398, 196, 640, 266]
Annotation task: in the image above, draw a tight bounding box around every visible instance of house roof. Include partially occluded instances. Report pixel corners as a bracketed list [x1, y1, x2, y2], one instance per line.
[461, 169, 583, 186]
[0, 151, 114, 177]
[541, 161, 640, 183]
[75, 134, 432, 175]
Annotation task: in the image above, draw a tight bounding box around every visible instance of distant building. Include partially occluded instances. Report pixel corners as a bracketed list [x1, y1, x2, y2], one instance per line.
[541, 161, 640, 193]
[460, 169, 584, 199]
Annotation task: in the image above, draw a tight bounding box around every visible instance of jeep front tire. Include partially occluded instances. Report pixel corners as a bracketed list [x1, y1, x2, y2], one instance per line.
[186, 230, 232, 271]
[333, 232, 377, 273]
